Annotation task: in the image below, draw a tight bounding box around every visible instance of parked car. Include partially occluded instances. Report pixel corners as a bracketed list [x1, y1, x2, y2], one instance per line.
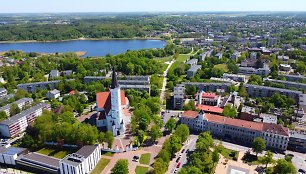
[298, 169, 306, 174]
[181, 149, 185, 153]
[176, 162, 181, 168]
[133, 156, 139, 162]
[176, 157, 181, 163]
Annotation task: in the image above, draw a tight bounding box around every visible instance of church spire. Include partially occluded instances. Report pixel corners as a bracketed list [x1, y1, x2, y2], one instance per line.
[111, 67, 119, 89]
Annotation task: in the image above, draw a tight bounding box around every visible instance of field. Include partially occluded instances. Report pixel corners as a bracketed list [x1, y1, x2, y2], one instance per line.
[139, 153, 151, 165]
[214, 64, 229, 72]
[135, 166, 149, 174]
[36, 147, 76, 159]
[91, 158, 111, 174]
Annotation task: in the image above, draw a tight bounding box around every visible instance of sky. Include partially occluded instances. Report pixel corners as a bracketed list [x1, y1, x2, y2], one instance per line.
[2, 0, 306, 13]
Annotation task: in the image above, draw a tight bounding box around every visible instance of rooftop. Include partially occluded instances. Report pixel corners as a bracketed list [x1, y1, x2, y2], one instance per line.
[196, 105, 223, 114]
[75, 145, 98, 158]
[18, 152, 60, 169]
[0, 98, 33, 112]
[0, 103, 49, 126]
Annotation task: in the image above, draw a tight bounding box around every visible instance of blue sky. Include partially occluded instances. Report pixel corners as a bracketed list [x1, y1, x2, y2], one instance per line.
[2, 0, 306, 13]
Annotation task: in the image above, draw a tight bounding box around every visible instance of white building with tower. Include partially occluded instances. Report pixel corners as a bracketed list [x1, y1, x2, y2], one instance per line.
[96, 68, 129, 136]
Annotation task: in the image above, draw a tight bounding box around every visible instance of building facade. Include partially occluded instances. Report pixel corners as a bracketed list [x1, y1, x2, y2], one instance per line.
[181, 110, 289, 151]
[0, 103, 51, 137]
[60, 145, 101, 174]
[96, 69, 127, 136]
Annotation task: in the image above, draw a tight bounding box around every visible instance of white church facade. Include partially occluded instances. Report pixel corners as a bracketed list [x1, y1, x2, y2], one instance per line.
[96, 69, 129, 136]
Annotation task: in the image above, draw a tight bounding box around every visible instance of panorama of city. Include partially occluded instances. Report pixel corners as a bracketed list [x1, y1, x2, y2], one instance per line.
[0, 1, 306, 174]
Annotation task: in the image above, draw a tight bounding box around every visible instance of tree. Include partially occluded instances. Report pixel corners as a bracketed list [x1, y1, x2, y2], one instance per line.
[10, 103, 21, 116]
[222, 105, 237, 118]
[111, 159, 129, 174]
[261, 151, 274, 168]
[157, 149, 171, 163]
[252, 137, 266, 156]
[238, 83, 248, 98]
[21, 134, 34, 148]
[137, 130, 146, 145]
[98, 132, 105, 143]
[0, 111, 8, 121]
[212, 150, 220, 166]
[273, 159, 296, 174]
[169, 134, 182, 155]
[150, 125, 162, 143]
[165, 118, 176, 133]
[183, 100, 196, 111]
[175, 124, 190, 143]
[105, 131, 114, 149]
[153, 158, 168, 174]
[248, 75, 263, 85]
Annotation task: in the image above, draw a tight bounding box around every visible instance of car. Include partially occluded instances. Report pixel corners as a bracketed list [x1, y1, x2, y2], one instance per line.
[287, 153, 294, 157]
[133, 156, 139, 162]
[181, 149, 185, 153]
[179, 154, 182, 157]
[173, 169, 178, 173]
[298, 169, 306, 174]
[186, 149, 189, 153]
[176, 157, 181, 163]
[176, 162, 181, 168]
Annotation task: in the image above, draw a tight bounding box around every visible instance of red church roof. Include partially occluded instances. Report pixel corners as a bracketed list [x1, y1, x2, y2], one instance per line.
[96, 90, 127, 115]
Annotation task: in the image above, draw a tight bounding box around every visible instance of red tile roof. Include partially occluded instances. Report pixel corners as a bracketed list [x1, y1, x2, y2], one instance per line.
[97, 92, 111, 114]
[183, 111, 288, 136]
[182, 111, 199, 119]
[202, 92, 216, 99]
[263, 123, 289, 136]
[196, 105, 223, 114]
[97, 90, 127, 115]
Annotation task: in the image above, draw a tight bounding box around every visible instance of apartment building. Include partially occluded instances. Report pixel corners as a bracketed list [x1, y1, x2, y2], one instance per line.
[279, 74, 306, 82]
[182, 82, 231, 93]
[187, 65, 202, 79]
[263, 78, 306, 91]
[173, 84, 185, 110]
[196, 92, 221, 106]
[0, 98, 33, 117]
[17, 80, 61, 93]
[223, 73, 246, 82]
[60, 145, 101, 174]
[0, 88, 7, 98]
[0, 103, 51, 137]
[181, 110, 289, 151]
[244, 84, 302, 101]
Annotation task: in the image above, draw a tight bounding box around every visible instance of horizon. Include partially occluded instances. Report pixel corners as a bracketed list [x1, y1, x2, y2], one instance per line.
[1, 0, 306, 13]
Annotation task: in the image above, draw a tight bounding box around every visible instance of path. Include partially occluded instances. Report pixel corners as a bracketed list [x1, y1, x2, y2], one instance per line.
[160, 59, 175, 106]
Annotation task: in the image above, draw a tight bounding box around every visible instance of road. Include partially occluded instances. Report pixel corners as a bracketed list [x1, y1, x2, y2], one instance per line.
[162, 110, 182, 123]
[167, 135, 198, 174]
[160, 60, 175, 107]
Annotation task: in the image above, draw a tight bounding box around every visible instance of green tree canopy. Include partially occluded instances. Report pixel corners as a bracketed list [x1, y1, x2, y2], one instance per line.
[252, 137, 266, 156]
[111, 159, 129, 174]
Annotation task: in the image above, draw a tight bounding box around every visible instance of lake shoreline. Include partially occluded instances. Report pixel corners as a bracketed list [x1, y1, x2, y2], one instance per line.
[0, 37, 164, 44]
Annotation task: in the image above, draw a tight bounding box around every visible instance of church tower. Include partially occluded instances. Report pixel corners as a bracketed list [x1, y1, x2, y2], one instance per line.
[108, 68, 124, 136]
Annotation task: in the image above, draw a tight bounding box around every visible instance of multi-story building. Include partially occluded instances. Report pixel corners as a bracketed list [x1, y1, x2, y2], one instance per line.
[49, 70, 60, 79]
[0, 98, 33, 117]
[288, 131, 306, 153]
[0, 88, 7, 98]
[60, 145, 101, 174]
[244, 84, 302, 101]
[181, 110, 289, 151]
[240, 106, 258, 121]
[186, 59, 198, 67]
[263, 78, 306, 91]
[268, 38, 277, 47]
[84, 76, 151, 93]
[279, 74, 306, 82]
[17, 80, 61, 93]
[17, 153, 60, 174]
[187, 65, 202, 79]
[196, 92, 221, 106]
[239, 66, 271, 76]
[223, 73, 246, 82]
[182, 82, 231, 93]
[0, 103, 51, 137]
[173, 84, 185, 110]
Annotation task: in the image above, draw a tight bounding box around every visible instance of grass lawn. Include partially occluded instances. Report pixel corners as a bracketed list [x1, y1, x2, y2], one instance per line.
[36, 147, 75, 159]
[36, 148, 55, 156]
[219, 147, 239, 161]
[139, 153, 151, 165]
[154, 56, 173, 71]
[135, 166, 149, 174]
[214, 64, 229, 72]
[177, 54, 191, 62]
[91, 158, 111, 174]
[53, 151, 70, 159]
[101, 151, 114, 157]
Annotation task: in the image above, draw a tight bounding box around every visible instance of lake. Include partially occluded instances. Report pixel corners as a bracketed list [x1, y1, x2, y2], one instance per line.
[0, 39, 166, 57]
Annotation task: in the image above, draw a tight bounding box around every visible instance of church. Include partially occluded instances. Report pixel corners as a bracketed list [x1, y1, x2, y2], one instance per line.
[96, 69, 129, 136]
